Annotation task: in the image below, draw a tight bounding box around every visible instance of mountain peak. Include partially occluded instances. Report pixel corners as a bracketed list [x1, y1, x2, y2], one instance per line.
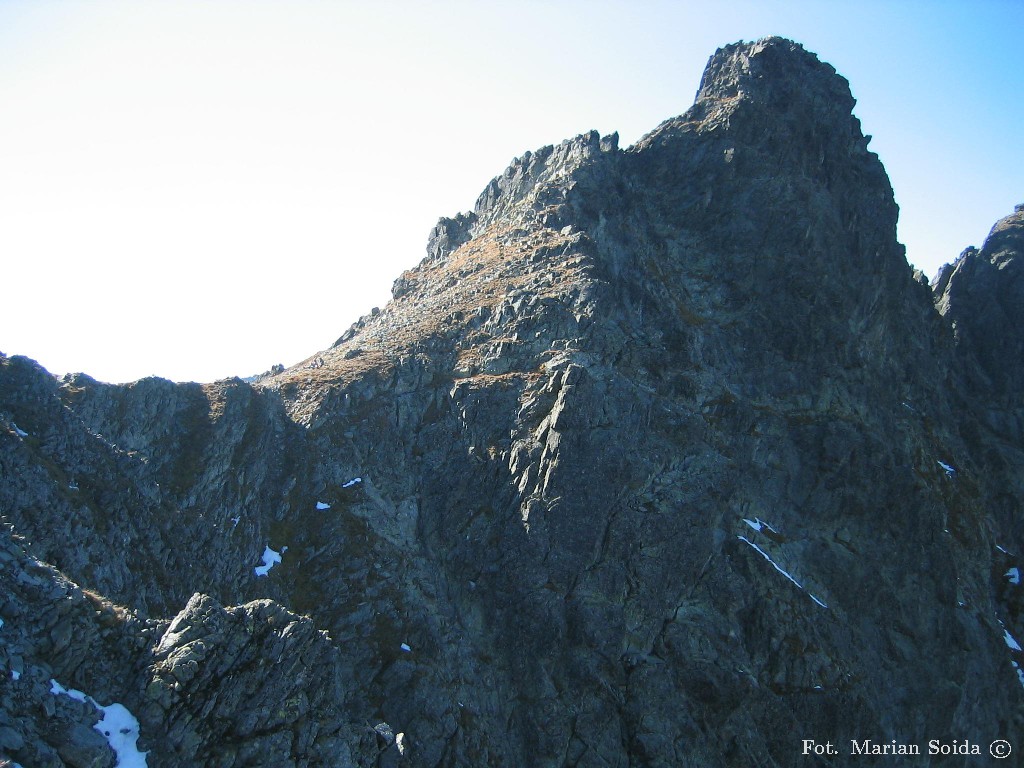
[633, 36, 883, 224]
[934, 203, 1024, 434]
[982, 202, 1024, 258]
[3, 40, 1024, 767]
[696, 37, 851, 108]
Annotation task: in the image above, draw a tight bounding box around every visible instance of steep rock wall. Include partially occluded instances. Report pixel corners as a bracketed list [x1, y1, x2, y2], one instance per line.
[2, 37, 1022, 768]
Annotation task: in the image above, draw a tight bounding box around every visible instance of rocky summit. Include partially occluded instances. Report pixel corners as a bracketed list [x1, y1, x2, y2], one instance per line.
[1, 37, 1022, 767]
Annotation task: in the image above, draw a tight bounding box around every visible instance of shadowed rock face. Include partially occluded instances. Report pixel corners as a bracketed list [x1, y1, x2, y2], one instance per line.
[935, 205, 1024, 429]
[1, 37, 1022, 768]
[932, 202, 1024, 565]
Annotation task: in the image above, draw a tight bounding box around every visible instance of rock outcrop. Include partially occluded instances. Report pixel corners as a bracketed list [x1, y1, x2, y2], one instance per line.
[934, 205, 1024, 434]
[2, 37, 1022, 767]
[932, 202, 1024, 571]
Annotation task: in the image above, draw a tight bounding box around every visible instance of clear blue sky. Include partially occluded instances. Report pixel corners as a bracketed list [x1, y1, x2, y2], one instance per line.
[1, 1, 1020, 383]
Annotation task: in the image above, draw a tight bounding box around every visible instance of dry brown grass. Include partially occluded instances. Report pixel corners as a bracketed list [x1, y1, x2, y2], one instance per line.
[260, 219, 591, 399]
[82, 586, 133, 623]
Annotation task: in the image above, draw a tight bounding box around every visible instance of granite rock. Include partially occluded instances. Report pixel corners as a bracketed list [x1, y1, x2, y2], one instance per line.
[2, 37, 1023, 767]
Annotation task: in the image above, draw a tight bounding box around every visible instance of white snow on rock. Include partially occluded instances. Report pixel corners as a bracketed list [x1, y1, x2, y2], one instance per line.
[342, 477, 362, 488]
[396, 732, 407, 755]
[807, 592, 828, 609]
[95, 702, 149, 767]
[743, 517, 779, 535]
[1006, 567, 1021, 585]
[11, 422, 28, 438]
[11, 669, 20, 680]
[254, 545, 287, 577]
[51, 679, 148, 766]
[1013, 661, 1024, 690]
[1003, 628, 1023, 652]
[400, 642, 412, 652]
[50, 678, 89, 702]
[738, 536, 828, 608]
[937, 460, 956, 477]
[316, 501, 331, 510]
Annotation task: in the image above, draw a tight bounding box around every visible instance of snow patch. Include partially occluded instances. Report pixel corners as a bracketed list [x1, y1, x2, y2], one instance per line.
[1006, 567, 1020, 585]
[738, 536, 828, 609]
[254, 545, 287, 577]
[316, 501, 331, 510]
[1013, 661, 1024, 690]
[743, 517, 778, 535]
[342, 477, 362, 488]
[12, 422, 28, 437]
[95, 702, 149, 767]
[50, 678, 88, 702]
[11, 669, 20, 680]
[1003, 628, 1022, 652]
[400, 643, 412, 652]
[937, 460, 956, 477]
[51, 679, 148, 766]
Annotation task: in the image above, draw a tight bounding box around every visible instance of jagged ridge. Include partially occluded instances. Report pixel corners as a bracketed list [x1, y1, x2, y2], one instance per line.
[2, 37, 1023, 768]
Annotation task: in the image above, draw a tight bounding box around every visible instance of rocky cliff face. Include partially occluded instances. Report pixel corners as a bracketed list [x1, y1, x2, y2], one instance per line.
[2, 37, 1022, 767]
[932, 203, 1024, 600]
[934, 205, 1024, 437]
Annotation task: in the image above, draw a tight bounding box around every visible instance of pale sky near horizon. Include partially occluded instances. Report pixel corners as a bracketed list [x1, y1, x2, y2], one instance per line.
[1, 0, 1021, 384]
